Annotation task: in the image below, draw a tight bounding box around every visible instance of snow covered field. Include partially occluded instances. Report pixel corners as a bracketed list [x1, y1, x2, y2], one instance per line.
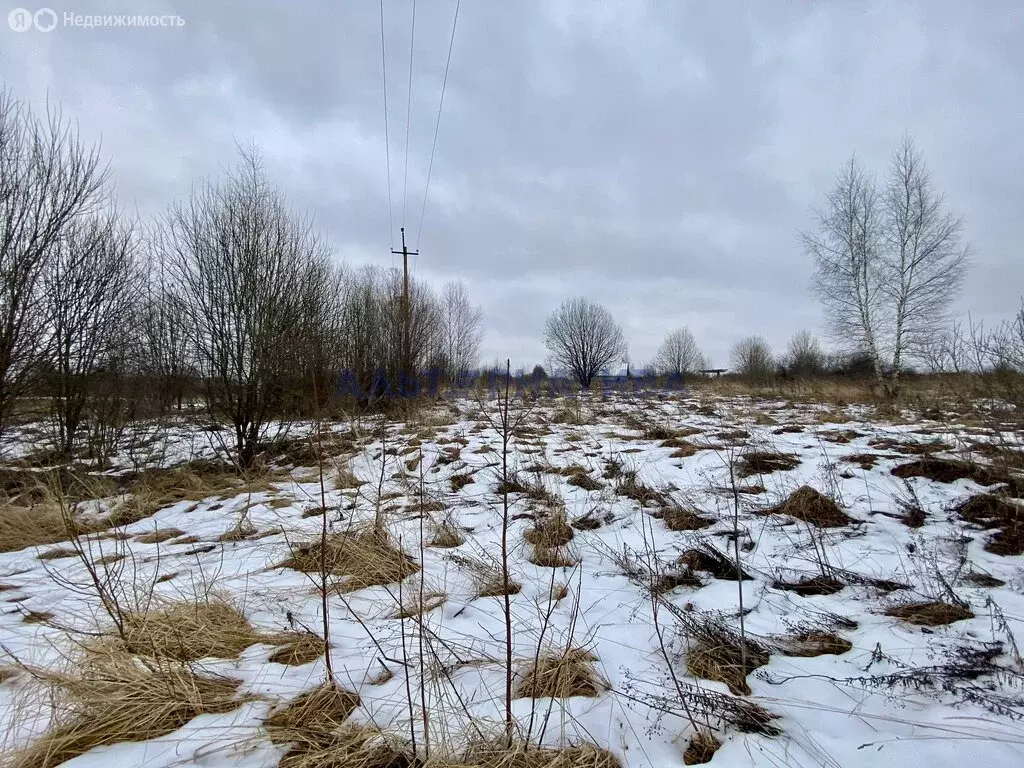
[1, 392, 1023, 767]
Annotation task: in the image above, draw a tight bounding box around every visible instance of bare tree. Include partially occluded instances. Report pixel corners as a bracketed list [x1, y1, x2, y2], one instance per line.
[156, 148, 333, 468]
[990, 301, 1024, 373]
[436, 280, 483, 386]
[0, 89, 108, 434]
[138, 246, 193, 414]
[654, 327, 705, 378]
[543, 297, 627, 388]
[42, 212, 140, 459]
[883, 138, 968, 381]
[784, 330, 825, 377]
[730, 336, 774, 381]
[804, 138, 968, 399]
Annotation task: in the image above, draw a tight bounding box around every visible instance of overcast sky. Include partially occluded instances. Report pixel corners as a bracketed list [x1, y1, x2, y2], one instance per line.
[3, 0, 1022, 369]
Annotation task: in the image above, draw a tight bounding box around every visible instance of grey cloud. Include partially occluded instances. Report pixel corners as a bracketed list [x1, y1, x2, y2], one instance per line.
[2, 0, 1020, 368]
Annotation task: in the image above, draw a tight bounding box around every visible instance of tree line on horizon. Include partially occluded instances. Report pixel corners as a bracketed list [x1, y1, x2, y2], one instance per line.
[2, 87, 1023, 469]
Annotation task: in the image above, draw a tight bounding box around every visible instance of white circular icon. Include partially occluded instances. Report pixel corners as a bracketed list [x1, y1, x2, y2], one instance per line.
[33, 8, 57, 32]
[8, 8, 34, 32]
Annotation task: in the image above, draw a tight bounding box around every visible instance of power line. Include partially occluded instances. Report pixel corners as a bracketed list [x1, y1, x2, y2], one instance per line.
[401, 0, 417, 229]
[379, 0, 395, 251]
[414, 0, 460, 250]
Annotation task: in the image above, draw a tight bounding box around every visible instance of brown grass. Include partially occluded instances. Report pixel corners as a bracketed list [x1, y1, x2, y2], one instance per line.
[777, 631, 852, 657]
[566, 470, 604, 491]
[892, 457, 1024, 496]
[956, 493, 1024, 556]
[265, 683, 361, 745]
[116, 598, 263, 661]
[886, 601, 974, 626]
[451, 472, 475, 492]
[524, 507, 575, 549]
[458, 742, 621, 768]
[7, 652, 244, 768]
[735, 451, 800, 478]
[615, 475, 666, 507]
[280, 526, 419, 594]
[267, 632, 327, 666]
[687, 633, 770, 696]
[656, 506, 714, 532]
[683, 731, 721, 765]
[772, 575, 845, 596]
[678, 545, 752, 581]
[428, 520, 465, 548]
[758, 485, 853, 527]
[0, 500, 91, 554]
[37, 547, 78, 560]
[387, 590, 447, 619]
[843, 453, 880, 470]
[528, 544, 580, 568]
[868, 437, 951, 455]
[134, 527, 187, 544]
[515, 648, 606, 699]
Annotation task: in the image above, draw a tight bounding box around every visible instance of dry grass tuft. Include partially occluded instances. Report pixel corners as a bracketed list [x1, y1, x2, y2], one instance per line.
[886, 601, 974, 626]
[819, 428, 863, 444]
[451, 472, 475, 492]
[280, 526, 419, 594]
[956, 493, 1024, 556]
[683, 731, 721, 765]
[8, 652, 244, 768]
[116, 598, 263, 662]
[868, 437, 951, 455]
[218, 518, 259, 542]
[735, 451, 800, 478]
[656, 506, 714, 532]
[0, 500, 91, 554]
[264, 683, 361, 746]
[843, 453, 880, 470]
[615, 474, 666, 507]
[267, 632, 327, 666]
[965, 571, 1005, 588]
[447, 553, 523, 598]
[566, 470, 604, 491]
[333, 466, 364, 490]
[460, 741, 622, 768]
[428, 520, 465, 548]
[37, 547, 78, 560]
[528, 544, 580, 568]
[515, 648, 606, 699]
[777, 631, 852, 657]
[678, 545, 752, 581]
[22, 610, 54, 625]
[524, 507, 575, 549]
[758, 485, 853, 527]
[275, 721, 407, 768]
[668, 442, 702, 459]
[892, 457, 1023, 495]
[772, 575, 845, 596]
[685, 622, 770, 696]
[134, 527, 187, 544]
[387, 590, 447, 619]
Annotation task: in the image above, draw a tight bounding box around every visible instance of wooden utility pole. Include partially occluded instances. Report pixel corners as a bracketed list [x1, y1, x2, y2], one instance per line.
[391, 227, 419, 393]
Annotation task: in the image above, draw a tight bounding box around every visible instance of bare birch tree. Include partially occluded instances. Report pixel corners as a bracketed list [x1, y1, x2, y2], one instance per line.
[543, 297, 626, 388]
[0, 89, 108, 433]
[804, 138, 967, 399]
[437, 280, 483, 386]
[654, 327, 705, 377]
[42, 212, 140, 458]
